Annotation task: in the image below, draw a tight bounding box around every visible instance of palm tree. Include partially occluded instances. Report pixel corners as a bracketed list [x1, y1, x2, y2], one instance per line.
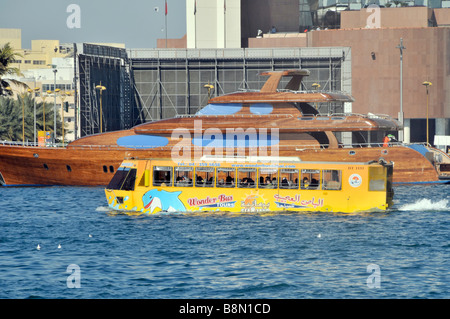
[0, 95, 64, 143]
[0, 42, 28, 96]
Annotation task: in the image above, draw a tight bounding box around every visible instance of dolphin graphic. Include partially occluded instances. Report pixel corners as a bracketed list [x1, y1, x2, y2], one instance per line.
[142, 189, 186, 213]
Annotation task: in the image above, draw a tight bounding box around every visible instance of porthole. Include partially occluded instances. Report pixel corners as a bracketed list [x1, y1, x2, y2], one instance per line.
[349, 150, 356, 156]
[66, 165, 72, 172]
[109, 166, 114, 173]
[103, 165, 108, 173]
[43, 163, 49, 170]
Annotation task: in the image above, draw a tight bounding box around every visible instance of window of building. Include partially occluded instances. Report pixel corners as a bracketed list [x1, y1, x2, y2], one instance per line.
[322, 170, 341, 190]
[175, 167, 193, 187]
[301, 169, 320, 190]
[42, 84, 73, 92]
[195, 167, 214, 187]
[24, 60, 31, 64]
[216, 167, 235, 188]
[153, 166, 172, 186]
[280, 168, 299, 189]
[237, 168, 256, 188]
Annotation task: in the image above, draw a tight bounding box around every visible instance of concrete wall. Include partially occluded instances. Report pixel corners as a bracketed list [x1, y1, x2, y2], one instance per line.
[186, 0, 241, 48]
[245, 7, 450, 120]
[308, 25, 450, 120]
[157, 34, 187, 49]
[341, 7, 433, 29]
[0, 28, 22, 49]
[309, 27, 450, 119]
[248, 33, 308, 48]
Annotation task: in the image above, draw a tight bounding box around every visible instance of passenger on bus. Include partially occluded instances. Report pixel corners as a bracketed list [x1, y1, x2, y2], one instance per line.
[302, 177, 310, 189]
[281, 177, 289, 188]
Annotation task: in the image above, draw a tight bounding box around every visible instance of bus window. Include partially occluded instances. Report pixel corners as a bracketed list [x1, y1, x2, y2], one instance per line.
[259, 168, 278, 188]
[195, 167, 214, 187]
[279, 169, 299, 189]
[237, 168, 256, 188]
[175, 167, 193, 187]
[369, 166, 386, 191]
[322, 170, 341, 190]
[107, 167, 137, 191]
[153, 166, 172, 187]
[217, 167, 235, 188]
[301, 169, 320, 190]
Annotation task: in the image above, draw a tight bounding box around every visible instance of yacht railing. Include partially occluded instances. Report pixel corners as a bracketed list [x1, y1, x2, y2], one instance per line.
[0, 139, 407, 151]
[175, 113, 294, 118]
[236, 88, 351, 96]
[175, 112, 394, 120]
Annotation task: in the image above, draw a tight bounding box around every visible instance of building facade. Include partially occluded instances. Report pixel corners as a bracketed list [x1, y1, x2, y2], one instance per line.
[243, 5, 450, 146]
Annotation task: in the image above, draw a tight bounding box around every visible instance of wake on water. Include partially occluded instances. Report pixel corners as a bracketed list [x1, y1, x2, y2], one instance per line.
[398, 198, 449, 212]
[97, 197, 450, 215]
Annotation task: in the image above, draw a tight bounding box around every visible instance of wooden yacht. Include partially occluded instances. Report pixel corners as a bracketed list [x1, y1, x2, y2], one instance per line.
[0, 69, 449, 186]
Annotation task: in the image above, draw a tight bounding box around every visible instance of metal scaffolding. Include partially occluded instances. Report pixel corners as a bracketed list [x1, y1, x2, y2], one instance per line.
[76, 43, 136, 137]
[129, 47, 351, 122]
[76, 46, 351, 134]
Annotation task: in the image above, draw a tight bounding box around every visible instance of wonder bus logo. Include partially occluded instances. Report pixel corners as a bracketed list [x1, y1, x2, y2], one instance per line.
[187, 194, 236, 208]
[171, 120, 280, 163]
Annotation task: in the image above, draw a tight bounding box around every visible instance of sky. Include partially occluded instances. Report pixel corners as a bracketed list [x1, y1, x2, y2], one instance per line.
[0, 0, 187, 49]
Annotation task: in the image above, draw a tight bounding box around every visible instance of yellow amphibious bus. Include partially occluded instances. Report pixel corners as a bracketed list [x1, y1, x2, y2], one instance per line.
[105, 157, 394, 214]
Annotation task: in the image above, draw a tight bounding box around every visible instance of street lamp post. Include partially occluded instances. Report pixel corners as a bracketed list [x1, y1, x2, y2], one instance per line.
[28, 87, 40, 144]
[422, 81, 432, 145]
[312, 83, 321, 110]
[95, 83, 106, 133]
[53, 68, 58, 143]
[40, 90, 52, 132]
[396, 38, 406, 143]
[203, 83, 214, 100]
[55, 89, 63, 145]
[55, 90, 71, 145]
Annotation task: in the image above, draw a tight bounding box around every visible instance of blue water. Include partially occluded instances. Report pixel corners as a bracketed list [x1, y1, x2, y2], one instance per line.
[0, 185, 448, 299]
